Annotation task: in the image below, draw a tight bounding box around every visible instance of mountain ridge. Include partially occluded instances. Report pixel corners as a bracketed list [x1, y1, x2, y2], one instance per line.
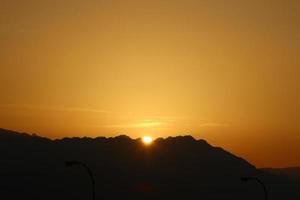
[0, 128, 299, 199]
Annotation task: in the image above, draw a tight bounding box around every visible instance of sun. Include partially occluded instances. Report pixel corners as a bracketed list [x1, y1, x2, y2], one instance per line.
[142, 136, 153, 145]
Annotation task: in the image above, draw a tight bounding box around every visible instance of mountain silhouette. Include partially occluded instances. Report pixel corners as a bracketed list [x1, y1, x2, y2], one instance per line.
[262, 167, 300, 181]
[0, 128, 299, 199]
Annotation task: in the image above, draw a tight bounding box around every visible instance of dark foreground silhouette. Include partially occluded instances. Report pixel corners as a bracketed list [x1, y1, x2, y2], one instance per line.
[0, 128, 299, 199]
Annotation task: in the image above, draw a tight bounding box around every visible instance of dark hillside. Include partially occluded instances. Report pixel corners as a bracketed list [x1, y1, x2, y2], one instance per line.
[0, 128, 299, 199]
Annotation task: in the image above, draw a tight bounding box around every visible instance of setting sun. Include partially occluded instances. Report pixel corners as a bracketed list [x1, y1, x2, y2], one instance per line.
[142, 136, 153, 145]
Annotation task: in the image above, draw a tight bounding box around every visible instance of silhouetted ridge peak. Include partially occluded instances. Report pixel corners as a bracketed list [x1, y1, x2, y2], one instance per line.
[0, 128, 48, 141]
[161, 136, 211, 144]
[0, 128, 31, 137]
[158, 136, 211, 150]
[0, 129, 255, 172]
[164, 135, 195, 143]
[112, 135, 133, 142]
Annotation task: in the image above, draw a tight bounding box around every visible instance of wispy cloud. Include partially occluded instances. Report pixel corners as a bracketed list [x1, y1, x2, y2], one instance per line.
[99, 120, 168, 129]
[0, 104, 228, 129]
[0, 104, 112, 114]
[127, 121, 166, 128]
[198, 122, 228, 127]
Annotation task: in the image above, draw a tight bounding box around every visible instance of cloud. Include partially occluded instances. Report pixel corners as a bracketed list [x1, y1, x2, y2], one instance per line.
[127, 121, 166, 128]
[99, 120, 168, 129]
[0, 104, 112, 114]
[198, 123, 228, 127]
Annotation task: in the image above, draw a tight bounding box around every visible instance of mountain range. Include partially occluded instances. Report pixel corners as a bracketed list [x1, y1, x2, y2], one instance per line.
[0, 128, 299, 199]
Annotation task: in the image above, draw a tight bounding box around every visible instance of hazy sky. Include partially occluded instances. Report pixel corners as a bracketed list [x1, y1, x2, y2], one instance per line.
[0, 0, 299, 167]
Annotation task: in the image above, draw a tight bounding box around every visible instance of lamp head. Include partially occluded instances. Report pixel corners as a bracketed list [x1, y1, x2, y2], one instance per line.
[65, 161, 81, 167]
[241, 177, 249, 182]
[241, 177, 257, 182]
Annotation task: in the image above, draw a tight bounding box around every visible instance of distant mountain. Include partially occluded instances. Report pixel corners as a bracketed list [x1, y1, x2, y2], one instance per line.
[0, 128, 299, 199]
[262, 167, 300, 181]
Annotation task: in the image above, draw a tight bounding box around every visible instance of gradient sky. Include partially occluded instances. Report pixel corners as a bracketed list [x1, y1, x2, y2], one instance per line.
[0, 0, 299, 167]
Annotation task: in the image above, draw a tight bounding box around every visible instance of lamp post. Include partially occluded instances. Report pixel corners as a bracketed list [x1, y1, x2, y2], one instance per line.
[65, 161, 96, 200]
[241, 177, 268, 200]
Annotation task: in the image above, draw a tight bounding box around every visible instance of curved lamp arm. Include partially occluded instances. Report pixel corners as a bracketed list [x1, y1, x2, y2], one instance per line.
[66, 161, 95, 200]
[241, 177, 268, 200]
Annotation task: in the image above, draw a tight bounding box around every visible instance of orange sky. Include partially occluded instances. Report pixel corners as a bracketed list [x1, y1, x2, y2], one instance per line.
[0, 0, 299, 168]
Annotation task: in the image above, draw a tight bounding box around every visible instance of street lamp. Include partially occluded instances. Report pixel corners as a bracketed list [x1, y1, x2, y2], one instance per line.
[241, 177, 268, 200]
[65, 161, 96, 200]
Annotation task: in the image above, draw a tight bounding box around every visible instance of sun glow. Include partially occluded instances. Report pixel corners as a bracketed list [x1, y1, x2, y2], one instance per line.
[142, 136, 153, 145]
